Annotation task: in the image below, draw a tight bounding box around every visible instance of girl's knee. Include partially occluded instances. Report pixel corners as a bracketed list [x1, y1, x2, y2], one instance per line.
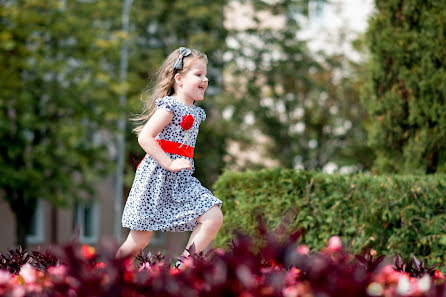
[129, 230, 152, 249]
[214, 207, 223, 227]
[198, 205, 223, 228]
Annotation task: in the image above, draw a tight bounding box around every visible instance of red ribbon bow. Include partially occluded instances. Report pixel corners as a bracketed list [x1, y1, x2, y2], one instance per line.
[181, 114, 194, 130]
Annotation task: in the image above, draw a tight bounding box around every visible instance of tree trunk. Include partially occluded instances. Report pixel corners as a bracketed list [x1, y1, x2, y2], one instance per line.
[9, 190, 36, 249]
[426, 149, 439, 174]
[15, 211, 30, 248]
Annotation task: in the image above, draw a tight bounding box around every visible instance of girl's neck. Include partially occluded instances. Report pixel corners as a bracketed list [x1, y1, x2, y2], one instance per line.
[172, 93, 194, 107]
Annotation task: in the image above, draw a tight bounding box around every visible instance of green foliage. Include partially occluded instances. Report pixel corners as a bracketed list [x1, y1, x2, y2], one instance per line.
[213, 168, 446, 267]
[362, 0, 446, 174]
[0, 0, 121, 246]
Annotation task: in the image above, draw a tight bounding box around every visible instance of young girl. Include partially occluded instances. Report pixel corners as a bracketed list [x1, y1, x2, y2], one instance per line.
[116, 47, 223, 263]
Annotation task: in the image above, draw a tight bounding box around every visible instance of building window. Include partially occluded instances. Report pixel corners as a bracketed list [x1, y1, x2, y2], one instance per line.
[26, 199, 44, 244]
[74, 202, 99, 244]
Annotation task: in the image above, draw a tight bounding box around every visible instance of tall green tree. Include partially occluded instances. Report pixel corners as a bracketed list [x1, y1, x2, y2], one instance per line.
[0, 0, 121, 247]
[362, 0, 446, 174]
[221, 0, 372, 171]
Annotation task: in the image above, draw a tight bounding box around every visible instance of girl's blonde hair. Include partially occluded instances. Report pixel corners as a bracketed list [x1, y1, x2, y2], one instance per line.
[132, 48, 208, 136]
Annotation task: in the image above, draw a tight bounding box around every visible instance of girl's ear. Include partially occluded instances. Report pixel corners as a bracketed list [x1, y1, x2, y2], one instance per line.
[174, 73, 183, 87]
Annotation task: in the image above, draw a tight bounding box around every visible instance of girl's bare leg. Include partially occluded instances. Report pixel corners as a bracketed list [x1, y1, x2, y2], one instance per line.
[116, 230, 153, 259]
[182, 205, 223, 257]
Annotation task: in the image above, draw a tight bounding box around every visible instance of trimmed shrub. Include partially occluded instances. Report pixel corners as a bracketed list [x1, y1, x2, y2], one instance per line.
[213, 168, 446, 267]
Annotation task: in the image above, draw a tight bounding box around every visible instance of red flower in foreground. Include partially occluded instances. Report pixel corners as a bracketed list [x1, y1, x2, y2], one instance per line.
[327, 236, 342, 252]
[81, 245, 95, 260]
[181, 114, 194, 130]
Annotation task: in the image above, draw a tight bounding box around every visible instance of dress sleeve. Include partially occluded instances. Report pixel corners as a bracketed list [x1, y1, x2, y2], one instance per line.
[155, 96, 175, 114]
[198, 107, 206, 122]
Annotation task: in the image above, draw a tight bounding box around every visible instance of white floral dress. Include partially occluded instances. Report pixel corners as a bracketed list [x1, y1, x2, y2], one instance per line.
[122, 96, 223, 232]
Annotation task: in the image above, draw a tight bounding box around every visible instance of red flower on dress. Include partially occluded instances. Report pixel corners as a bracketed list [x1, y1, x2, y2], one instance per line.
[181, 114, 194, 130]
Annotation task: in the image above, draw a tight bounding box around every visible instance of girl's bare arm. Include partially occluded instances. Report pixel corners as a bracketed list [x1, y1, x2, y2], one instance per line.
[138, 109, 192, 172]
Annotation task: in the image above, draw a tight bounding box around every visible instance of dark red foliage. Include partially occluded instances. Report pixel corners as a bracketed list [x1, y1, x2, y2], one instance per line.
[135, 250, 168, 269]
[355, 252, 386, 273]
[394, 254, 439, 278]
[0, 246, 32, 274]
[0, 220, 444, 297]
[31, 246, 59, 271]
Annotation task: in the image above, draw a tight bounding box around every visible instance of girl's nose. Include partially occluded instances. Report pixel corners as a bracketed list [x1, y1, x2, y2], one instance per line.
[203, 76, 208, 82]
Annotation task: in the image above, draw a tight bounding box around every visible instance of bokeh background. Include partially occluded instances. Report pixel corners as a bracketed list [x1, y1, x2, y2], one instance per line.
[1, 0, 445, 257]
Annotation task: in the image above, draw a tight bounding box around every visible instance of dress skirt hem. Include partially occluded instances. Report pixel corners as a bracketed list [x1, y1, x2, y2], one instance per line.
[122, 199, 222, 232]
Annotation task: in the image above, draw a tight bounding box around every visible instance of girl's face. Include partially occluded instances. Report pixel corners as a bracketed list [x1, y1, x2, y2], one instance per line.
[177, 59, 208, 103]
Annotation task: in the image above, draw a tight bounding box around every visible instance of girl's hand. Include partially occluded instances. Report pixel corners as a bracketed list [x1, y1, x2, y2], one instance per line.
[167, 158, 192, 172]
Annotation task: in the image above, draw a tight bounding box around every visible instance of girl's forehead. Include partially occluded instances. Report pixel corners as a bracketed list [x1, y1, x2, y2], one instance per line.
[188, 59, 207, 71]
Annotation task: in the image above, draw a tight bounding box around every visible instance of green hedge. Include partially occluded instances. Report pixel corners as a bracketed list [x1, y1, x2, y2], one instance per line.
[213, 168, 446, 267]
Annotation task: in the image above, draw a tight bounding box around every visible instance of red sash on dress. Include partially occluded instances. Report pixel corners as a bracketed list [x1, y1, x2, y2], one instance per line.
[156, 139, 194, 158]
[136, 139, 194, 169]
